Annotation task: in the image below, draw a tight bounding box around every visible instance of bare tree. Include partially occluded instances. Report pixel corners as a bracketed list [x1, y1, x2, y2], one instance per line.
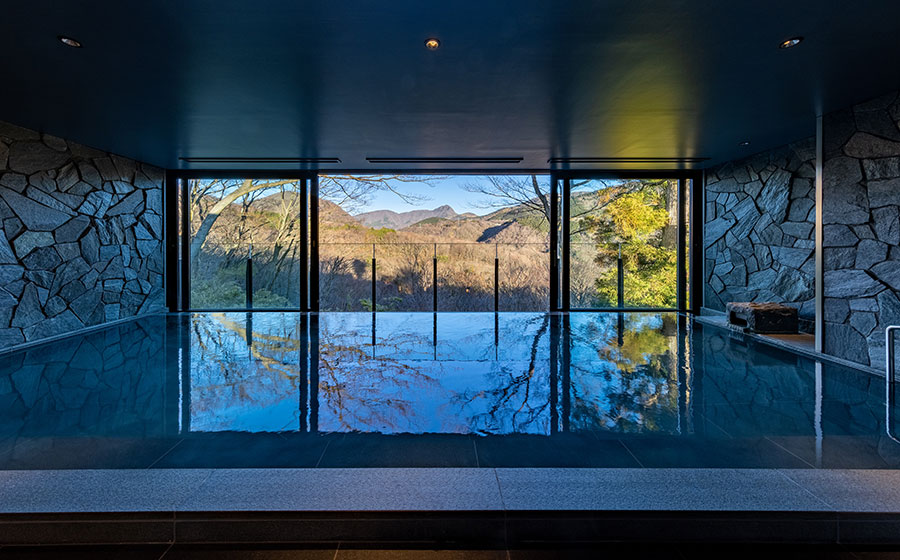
[461, 176, 647, 236]
[190, 178, 298, 263]
[462, 175, 552, 224]
[189, 175, 444, 263]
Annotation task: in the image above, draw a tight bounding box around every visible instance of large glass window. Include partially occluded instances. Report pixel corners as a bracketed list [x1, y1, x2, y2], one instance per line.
[567, 178, 680, 309]
[172, 172, 689, 313]
[188, 178, 306, 309]
[318, 174, 550, 312]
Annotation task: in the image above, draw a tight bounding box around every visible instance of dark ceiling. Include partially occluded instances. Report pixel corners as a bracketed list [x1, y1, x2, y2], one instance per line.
[2, 1, 899, 172]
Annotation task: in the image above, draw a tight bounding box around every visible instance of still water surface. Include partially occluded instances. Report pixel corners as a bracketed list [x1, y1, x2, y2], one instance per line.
[1, 312, 898, 468]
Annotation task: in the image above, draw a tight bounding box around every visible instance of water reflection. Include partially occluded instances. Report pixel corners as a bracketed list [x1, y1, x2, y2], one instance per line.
[1, 311, 900, 468]
[181, 312, 686, 436]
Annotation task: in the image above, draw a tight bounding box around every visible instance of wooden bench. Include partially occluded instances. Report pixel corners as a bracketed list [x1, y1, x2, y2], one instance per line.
[726, 302, 798, 334]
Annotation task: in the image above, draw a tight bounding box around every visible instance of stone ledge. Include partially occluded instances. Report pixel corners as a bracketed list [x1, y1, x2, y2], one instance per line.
[1, 468, 900, 545]
[0, 311, 166, 356]
[694, 315, 883, 377]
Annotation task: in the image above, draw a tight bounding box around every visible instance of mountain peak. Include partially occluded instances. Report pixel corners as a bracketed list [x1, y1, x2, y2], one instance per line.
[354, 205, 459, 229]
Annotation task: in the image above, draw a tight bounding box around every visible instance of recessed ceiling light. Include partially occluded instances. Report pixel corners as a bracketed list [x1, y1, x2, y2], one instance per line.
[424, 38, 440, 50]
[778, 37, 803, 49]
[739, 140, 751, 146]
[58, 35, 82, 48]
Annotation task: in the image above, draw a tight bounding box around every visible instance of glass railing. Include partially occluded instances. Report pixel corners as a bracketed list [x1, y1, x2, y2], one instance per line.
[319, 242, 550, 312]
[569, 241, 677, 309]
[189, 240, 675, 312]
[190, 242, 306, 310]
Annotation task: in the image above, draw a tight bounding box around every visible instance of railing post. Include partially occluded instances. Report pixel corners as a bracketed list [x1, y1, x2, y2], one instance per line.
[556, 256, 561, 310]
[494, 245, 499, 313]
[246, 244, 253, 309]
[371, 243, 376, 312]
[617, 243, 624, 309]
[246, 312, 253, 348]
[433, 243, 438, 312]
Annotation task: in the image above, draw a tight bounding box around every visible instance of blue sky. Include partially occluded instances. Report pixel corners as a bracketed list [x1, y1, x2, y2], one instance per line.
[355, 175, 548, 216]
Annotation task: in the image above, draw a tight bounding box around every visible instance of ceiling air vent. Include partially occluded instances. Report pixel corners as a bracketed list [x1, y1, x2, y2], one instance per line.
[548, 157, 709, 164]
[366, 157, 523, 164]
[179, 157, 342, 164]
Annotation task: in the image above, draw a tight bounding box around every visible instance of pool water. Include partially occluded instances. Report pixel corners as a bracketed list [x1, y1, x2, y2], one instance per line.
[1, 311, 898, 469]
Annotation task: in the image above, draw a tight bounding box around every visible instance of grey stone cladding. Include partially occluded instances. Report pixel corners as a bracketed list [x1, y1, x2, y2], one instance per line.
[704, 138, 817, 332]
[0, 120, 164, 349]
[823, 91, 900, 368]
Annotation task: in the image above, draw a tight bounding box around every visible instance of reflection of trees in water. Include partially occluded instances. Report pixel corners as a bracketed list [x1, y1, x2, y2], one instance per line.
[187, 312, 679, 435]
[190, 314, 301, 430]
[569, 315, 679, 434]
[446, 315, 550, 434]
[316, 315, 550, 434]
[317, 323, 446, 432]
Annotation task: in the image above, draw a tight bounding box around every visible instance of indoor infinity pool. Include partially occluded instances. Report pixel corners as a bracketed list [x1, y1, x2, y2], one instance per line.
[1, 311, 898, 470]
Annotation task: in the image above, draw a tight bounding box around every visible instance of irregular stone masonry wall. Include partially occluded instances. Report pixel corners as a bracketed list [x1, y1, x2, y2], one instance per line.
[0, 121, 164, 349]
[704, 89, 900, 368]
[704, 138, 817, 331]
[822, 91, 900, 368]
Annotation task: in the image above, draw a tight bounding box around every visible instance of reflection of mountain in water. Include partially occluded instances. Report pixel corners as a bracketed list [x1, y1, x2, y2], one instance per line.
[182, 312, 689, 436]
[4, 312, 900, 468]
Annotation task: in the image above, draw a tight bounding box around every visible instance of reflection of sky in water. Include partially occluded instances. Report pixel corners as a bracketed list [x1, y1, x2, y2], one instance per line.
[185, 312, 680, 435]
[189, 313, 303, 432]
[317, 313, 553, 434]
[2, 311, 898, 450]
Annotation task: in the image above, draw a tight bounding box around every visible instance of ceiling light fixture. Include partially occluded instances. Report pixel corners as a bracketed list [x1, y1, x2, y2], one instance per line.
[778, 37, 803, 49]
[424, 38, 440, 50]
[58, 35, 82, 48]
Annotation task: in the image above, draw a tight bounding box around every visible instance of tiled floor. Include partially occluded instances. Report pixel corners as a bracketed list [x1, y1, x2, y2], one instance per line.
[5, 467, 900, 514]
[1, 468, 900, 548]
[6, 429, 900, 469]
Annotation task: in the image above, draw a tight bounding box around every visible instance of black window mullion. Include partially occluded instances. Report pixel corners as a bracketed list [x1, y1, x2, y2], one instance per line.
[561, 178, 571, 311]
[164, 171, 179, 311]
[549, 174, 560, 312]
[690, 172, 704, 314]
[309, 175, 320, 312]
[677, 177, 687, 312]
[300, 177, 309, 311]
[179, 177, 191, 311]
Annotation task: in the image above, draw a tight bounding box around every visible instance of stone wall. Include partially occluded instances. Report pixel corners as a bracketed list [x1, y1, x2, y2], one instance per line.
[703, 138, 817, 331]
[0, 121, 164, 349]
[823, 91, 900, 368]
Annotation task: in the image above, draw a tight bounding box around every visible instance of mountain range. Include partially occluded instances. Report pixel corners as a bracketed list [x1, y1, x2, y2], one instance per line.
[352, 205, 477, 229]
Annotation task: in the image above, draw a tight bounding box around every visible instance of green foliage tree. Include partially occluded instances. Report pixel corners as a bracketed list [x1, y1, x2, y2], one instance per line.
[582, 180, 677, 308]
[191, 266, 292, 309]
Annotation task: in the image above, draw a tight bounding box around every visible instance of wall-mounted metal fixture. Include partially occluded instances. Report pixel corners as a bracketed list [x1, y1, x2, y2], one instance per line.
[366, 157, 523, 164]
[548, 157, 709, 165]
[179, 157, 341, 164]
[885, 325, 899, 442]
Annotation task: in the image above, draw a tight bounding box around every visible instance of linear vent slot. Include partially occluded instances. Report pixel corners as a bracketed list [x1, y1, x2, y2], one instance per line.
[180, 157, 342, 164]
[367, 157, 523, 164]
[548, 157, 709, 164]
